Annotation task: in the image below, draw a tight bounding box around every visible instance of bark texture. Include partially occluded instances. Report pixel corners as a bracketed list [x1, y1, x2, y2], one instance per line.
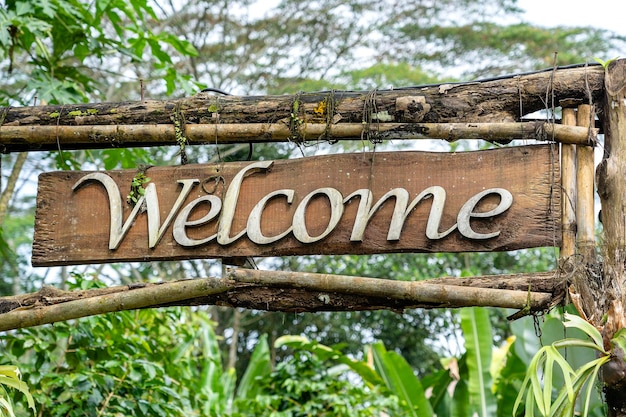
[0, 269, 560, 332]
[597, 59, 626, 415]
[0, 65, 603, 152]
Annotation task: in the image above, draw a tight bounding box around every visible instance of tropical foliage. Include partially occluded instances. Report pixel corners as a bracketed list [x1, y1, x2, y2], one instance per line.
[0, 276, 397, 416]
[2, 0, 625, 414]
[0, 364, 34, 417]
[3, 280, 609, 416]
[515, 313, 614, 417]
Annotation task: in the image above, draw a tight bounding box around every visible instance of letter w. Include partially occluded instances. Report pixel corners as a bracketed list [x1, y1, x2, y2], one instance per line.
[73, 173, 198, 250]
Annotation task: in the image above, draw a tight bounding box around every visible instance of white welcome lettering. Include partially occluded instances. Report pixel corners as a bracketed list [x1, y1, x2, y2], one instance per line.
[72, 163, 513, 250]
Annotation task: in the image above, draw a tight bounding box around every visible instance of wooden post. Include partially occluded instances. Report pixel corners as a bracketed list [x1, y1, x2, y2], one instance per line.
[567, 104, 598, 329]
[560, 107, 577, 258]
[575, 104, 596, 263]
[597, 59, 626, 415]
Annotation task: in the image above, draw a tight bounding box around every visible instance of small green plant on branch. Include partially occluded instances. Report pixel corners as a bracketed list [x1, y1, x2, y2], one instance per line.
[288, 93, 304, 141]
[514, 313, 613, 417]
[127, 166, 152, 207]
[593, 57, 620, 69]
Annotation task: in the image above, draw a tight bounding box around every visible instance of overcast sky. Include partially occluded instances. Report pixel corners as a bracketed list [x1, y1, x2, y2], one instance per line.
[519, 0, 625, 38]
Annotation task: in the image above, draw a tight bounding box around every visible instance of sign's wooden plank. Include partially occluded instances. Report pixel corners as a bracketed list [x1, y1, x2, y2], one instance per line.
[32, 146, 560, 266]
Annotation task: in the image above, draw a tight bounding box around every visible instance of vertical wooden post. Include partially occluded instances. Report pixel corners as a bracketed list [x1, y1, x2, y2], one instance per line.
[560, 108, 577, 258]
[597, 59, 626, 415]
[575, 104, 596, 263]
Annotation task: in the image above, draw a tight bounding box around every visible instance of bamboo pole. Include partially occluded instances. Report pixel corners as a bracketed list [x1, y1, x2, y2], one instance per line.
[226, 268, 554, 310]
[0, 122, 597, 152]
[0, 277, 233, 332]
[576, 104, 596, 263]
[0, 269, 559, 331]
[561, 107, 577, 258]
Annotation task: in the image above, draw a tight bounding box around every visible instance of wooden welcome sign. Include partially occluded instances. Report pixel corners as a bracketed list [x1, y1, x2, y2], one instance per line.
[32, 145, 560, 266]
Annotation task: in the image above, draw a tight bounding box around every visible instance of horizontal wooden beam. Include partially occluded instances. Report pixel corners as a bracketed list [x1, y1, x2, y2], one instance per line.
[226, 268, 556, 310]
[0, 269, 561, 331]
[0, 278, 233, 332]
[0, 122, 596, 152]
[0, 64, 604, 153]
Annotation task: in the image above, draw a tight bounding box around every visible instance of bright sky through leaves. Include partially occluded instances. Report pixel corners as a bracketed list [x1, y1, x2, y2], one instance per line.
[520, 0, 625, 39]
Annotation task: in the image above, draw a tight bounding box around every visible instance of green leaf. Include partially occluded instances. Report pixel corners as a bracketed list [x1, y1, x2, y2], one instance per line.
[580, 358, 609, 416]
[0, 366, 36, 415]
[95, 0, 114, 21]
[451, 356, 470, 417]
[38, 0, 57, 19]
[147, 37, 171, 64]
[371, 341, 433, 417]
[460, 307, 496, 417]
[220, 367, 236, 414]
[549, 356, 609, 416]
[542, 347, 554, 413]
[0, 367, 19, 380]
[493, 337, 527, 417]
[563, 313, 605, 351]
[421, 365, 454, 412]
[546, 345, 575, 403]
[197, 318, 224, 400]
[276, 335, 383, 386]
[612, 328, 626, 350]
[159, 33, 198, 57]
[235, 334, 271, 400]
[514, 312, 611, 417]
[0, 396, 17, 417]
[593, 56, 620, 69]
[15, 1, 31, 16]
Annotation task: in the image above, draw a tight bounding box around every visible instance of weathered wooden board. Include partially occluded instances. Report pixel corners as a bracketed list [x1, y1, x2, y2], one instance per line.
[32, 145, 560, 266]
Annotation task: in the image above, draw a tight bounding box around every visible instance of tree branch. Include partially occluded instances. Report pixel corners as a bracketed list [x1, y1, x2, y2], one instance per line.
[225, 268, 558, 310]
[0, 65, 604, 152]
[0, 269, 561, 332]
[0, 152, 27, 224]
[0, 122, 596, 152]
[0, 278, 233, 332]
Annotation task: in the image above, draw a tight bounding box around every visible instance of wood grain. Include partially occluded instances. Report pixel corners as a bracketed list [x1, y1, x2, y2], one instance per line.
[33, 146, 561, 266]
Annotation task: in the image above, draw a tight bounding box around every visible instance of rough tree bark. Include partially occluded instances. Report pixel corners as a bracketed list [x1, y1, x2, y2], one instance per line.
[597, 59, 626, 416]
[0, 269, 559, 332]
[0, 65, 602, 152]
